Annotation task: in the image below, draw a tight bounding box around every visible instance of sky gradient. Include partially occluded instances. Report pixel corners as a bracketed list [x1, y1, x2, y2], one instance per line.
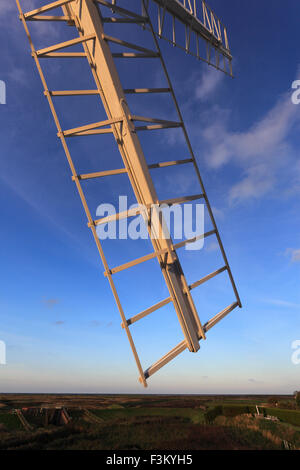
[0, 0, 300, 394]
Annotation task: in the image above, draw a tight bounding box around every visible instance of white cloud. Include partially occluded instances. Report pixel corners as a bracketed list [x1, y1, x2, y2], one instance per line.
[8, 67, 28, 85]
[262, 298, 300, 309]
[228, 163, 276, 203]
[285, 248, 300, 263]
[2, 1, 58, 37]
[195, 67, 224, 102]
[292, 250, 300, 262]
[0, 1, 35, 18]
[248, 378, 263, 384]
[43, 298, 60, 309]
[205, 240, 219, 252]
[161, 66, 300, 204]
[211, 206, 224, 220]
[203, 93, 297, 168]
[0, 4, 15, 16]
[201, 88, 300, 203]
[290, 249, 300, 263]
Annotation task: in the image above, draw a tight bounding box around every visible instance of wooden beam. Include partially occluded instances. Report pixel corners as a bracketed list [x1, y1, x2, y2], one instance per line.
[61, 117, 122, 137]
[136, 123, 181, 131]
[189, 266, 227, 290]
[38, 52, 87, 58]
[159, 194, 204, 206]
[95, 0, 149, 21]
[112, 52, 159, 58]
[123, 297, 172, 327]
[174, 229, 216, 250]
[36, 34, 95, 57]
[142, 340, 188, 379]
[66, 128, 113, 136]
[204, 302, 239, 332]
[102, 34, 157, 56]
[27, 15, 73, 22]
[91, 207, 145, 228]
[148, 158, 193, 169]
[131, 115, 181, 126]
[73, 168, 127, 181]
[48, 90, 99, 96]
[124, 88, 170, 94]
[102, 17, 148, 24]
[24, 0, 74, 19]
[107, 250, 163, 276]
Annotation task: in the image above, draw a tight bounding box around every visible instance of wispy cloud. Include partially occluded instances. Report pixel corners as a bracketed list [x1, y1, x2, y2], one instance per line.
[228, 164, 276, 203]
[285, 248, 300, 263]
[89, 321, 113, 328]
[4, 0, 61, 37]
[262, 298, 300, 309]
[202, 90, 300, 203]
[291, 249, 300, 263]
[248, 378, 263, 384]
[205, 240, 219, 252]
[7, 67, 28, 85]
[43, 298, 59, 309]
[195, 67, 224, 102]
[166, 67, 300, 205]
[211, 206, 224, 220]
[1, 1, 35, 20]
[0, 3, 18, 16]
[90, 320, 101, 327]
[203, 94, 300, 202]
[203, 93, 297, 168]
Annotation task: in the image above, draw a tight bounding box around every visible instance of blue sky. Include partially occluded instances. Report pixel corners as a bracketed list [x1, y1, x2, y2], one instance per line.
[0, 0, 300, 394]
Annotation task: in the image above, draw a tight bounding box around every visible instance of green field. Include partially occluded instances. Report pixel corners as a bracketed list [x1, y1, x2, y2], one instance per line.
[0, 394, 299, 450]
[0, 412, 23, 431]
[90, 406, 205, 424]
[264, 408, 300, 427]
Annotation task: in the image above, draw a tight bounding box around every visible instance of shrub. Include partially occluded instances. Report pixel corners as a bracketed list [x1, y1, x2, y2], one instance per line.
[267, 397, 278, 406]
[296, 392, 300, 409]
[264, 408, 300, 426]
[222, 405, 256, 417]
[204, 406, 223, 424]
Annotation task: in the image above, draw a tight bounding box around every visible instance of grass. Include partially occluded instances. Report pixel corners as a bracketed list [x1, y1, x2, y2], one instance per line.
[89, 407, 205, 424]
[215, 414, 300, 449]
[0, 394, 298, 450]
[0, 417, 284, 450]
[264, 408, 300, 427]
[0, 412, 23, 431]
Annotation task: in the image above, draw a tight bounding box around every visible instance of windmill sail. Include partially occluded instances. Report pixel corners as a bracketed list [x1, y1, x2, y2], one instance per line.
[16, 0, 240, 386]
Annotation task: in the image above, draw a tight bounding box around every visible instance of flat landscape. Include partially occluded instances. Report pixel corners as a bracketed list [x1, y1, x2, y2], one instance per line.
[0, 394, 299, 450]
